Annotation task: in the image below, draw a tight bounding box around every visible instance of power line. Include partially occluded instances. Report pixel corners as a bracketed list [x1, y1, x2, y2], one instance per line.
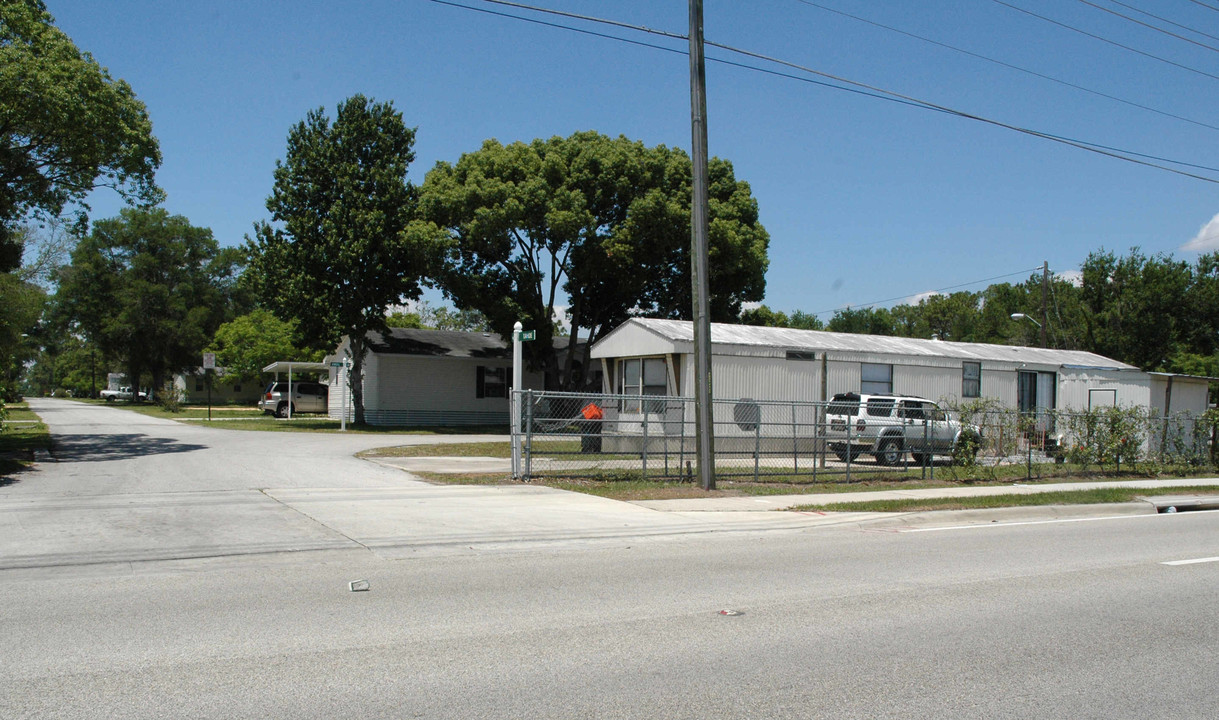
[432, 0, 1219, 183]
[809, 267, 1046, 318]
[1185, 0, 1219, 14]
[793, 0, 1219, 132]
[1075, 0, 1219, 53]
[1104, 0, 1219, 43]
[991, 0, 1219, 81]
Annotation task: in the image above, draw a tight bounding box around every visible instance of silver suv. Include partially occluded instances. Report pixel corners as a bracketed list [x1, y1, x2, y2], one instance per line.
[825, 392, 980, 465]
[258, 381, 328, 418]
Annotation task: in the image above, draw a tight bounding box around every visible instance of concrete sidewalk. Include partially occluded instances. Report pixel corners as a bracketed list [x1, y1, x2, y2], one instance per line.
[630, 477, 1219, 512]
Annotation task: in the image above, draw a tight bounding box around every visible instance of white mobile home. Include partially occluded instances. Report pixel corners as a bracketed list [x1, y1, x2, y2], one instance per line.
[590, 319, 1211, 424]
[327, 328, 546, 426]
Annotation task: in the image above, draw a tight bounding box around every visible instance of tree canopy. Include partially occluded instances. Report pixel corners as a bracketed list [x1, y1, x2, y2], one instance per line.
[246, 94, 428, 424]
[0, 0, 161, 246]
[208, 309, 322, 382]
[749, 248, 1219, 380]
[411, 131, 768, 388]
[55, 207, 241, 396]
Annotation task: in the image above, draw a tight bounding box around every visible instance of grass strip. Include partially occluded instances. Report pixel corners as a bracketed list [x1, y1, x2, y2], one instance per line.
[1, 404, 51, 477]
[791, 485, 1219, 513]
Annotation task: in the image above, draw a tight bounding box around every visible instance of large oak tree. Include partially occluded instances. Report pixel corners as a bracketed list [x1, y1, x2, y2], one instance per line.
[246, 95, 427, 424]
[1, 0, 161, 252]
[55, 208, 241, 397]
[411, 131, 769, 389]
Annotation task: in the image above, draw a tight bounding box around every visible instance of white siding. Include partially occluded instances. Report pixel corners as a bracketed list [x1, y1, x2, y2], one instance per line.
[1057, 369, 1150, 411]
[1151, 376, 1211, 415]
[712, 355, 820, 403]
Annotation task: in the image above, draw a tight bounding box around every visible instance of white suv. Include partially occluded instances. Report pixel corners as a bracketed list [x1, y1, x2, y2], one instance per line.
[258, 381, 328, 418]
[825, 392, 981, 465]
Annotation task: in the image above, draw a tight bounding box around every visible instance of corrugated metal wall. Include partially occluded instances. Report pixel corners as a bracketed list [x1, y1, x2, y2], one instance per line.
[713, 355, 820, 402]
[1057, 369, 1150, 411]
[1151, 376, 1211, 415]
[327, 352, 544, 425]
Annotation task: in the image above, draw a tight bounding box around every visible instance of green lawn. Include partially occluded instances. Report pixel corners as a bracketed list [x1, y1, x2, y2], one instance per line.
[790, 485, 1219, 513]
[1, 402, 51, 478]
[64, 398, 508, 434]
[367, 438, 1219, 502]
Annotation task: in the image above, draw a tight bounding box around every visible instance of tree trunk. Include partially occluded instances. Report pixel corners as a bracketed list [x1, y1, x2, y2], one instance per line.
[349, 335, 367, 426]
[562, 296, 582, 391]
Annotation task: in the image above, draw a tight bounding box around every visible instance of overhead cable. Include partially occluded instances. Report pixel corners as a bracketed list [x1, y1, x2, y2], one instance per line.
[794, 0, 1219, 132]
[1103, 0, 1219, 43]
[991, 0, 1219, 81]
[809, 267, 1046, 318]
[1075, 0, 1219, 53]
[432, 0, 1219, 183]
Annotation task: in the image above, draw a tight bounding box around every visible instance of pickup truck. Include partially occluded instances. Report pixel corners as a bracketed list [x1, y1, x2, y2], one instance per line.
[100, 386, 147, 402]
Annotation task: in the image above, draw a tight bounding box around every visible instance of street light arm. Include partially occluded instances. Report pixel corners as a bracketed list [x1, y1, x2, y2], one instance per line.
[1010, 312, 1042, 328]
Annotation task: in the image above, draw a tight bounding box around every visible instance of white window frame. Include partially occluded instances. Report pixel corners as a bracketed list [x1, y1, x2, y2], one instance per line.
[617, 357, 668, 413]
[860, 362, 893, 394]
[962, 362, 981, 398]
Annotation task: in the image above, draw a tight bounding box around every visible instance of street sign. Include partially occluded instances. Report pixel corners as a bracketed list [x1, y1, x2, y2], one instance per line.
[330, 361, 344, 368]
[517, 330, 536, 341]
[202, 352, 215, 370]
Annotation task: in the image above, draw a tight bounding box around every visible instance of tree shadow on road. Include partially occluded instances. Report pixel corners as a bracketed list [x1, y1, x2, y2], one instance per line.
[50, 433, 208, 462]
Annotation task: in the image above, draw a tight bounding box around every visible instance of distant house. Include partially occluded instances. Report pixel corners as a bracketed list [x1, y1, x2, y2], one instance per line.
[173, 369, 264, 405]
[590, 318, 1213, 430]
[326, 328, 564, 426]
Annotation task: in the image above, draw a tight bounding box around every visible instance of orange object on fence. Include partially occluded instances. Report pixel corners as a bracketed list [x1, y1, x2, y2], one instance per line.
[581, 403, 604, 420]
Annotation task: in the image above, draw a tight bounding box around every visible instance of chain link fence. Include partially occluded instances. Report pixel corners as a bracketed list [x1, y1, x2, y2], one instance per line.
[511, 390, 1219, 483]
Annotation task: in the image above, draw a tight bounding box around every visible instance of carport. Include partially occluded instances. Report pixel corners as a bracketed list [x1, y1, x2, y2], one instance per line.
[262, 361, 330, 419]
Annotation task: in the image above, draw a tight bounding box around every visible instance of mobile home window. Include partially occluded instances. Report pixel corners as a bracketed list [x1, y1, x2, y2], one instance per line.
[476, 366, 507, 398]
[962, 362, 981, 398]
[618, 357, 667, 413]
[860, 363, 893, 394]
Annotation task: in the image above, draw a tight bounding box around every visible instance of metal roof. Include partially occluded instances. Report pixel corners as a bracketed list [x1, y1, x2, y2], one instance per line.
[262, 361, 330, 373]
[364, 328, 578, 359]
[366, 328, 512, 359]
[607, 318, 1139, 369]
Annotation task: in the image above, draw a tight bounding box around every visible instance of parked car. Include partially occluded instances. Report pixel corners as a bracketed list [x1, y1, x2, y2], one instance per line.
[100, 386, 147, 402]
[258, 381, 328, 418]
[824, 392, 981, 465]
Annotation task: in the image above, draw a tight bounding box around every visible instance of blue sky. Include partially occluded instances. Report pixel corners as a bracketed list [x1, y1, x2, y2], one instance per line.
[49, 0, 1219, 320]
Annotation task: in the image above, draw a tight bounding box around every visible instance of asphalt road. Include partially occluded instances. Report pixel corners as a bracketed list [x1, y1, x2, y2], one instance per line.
[3, 399, 1218, 718]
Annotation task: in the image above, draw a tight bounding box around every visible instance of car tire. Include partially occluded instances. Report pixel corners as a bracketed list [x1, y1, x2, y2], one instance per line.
[105, 396, 115, 403]
[834, 447, 862, 463]
[875, 438, 903, 466]
[275, 402, 289, 419]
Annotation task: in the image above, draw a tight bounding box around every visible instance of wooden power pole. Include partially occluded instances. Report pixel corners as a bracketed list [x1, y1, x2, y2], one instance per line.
[689, 0, 715, 490]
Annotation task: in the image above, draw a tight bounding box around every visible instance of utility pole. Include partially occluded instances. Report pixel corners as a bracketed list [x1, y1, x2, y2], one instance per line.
[689, 0, 715, 491]
[1040, 260, 1049, 349]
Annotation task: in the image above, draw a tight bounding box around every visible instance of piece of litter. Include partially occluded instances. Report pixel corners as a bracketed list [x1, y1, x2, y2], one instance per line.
[349, 579, 370, 592]
[718, 609, 744, 617]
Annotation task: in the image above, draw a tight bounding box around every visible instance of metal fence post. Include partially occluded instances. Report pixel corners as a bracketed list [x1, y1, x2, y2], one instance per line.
[679, 398, 687, 481]
[791, 403, 798, 475]
[922, 419, 928, 480]
[845, 410, 852, 484]
[753, 415, 761, 483]
[641, 406, 649, 480]
[524, 389, 534, 481]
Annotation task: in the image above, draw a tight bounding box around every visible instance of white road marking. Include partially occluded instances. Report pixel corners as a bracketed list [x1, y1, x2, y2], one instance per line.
[1162, 556, 1219, 566]
[903, 508, 1219, 533]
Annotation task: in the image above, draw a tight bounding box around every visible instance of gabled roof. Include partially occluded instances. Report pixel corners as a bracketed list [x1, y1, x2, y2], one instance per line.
[364, 328, 579, 359]
[593, 318, 1139, 369]
[366, 328, 512, 359]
